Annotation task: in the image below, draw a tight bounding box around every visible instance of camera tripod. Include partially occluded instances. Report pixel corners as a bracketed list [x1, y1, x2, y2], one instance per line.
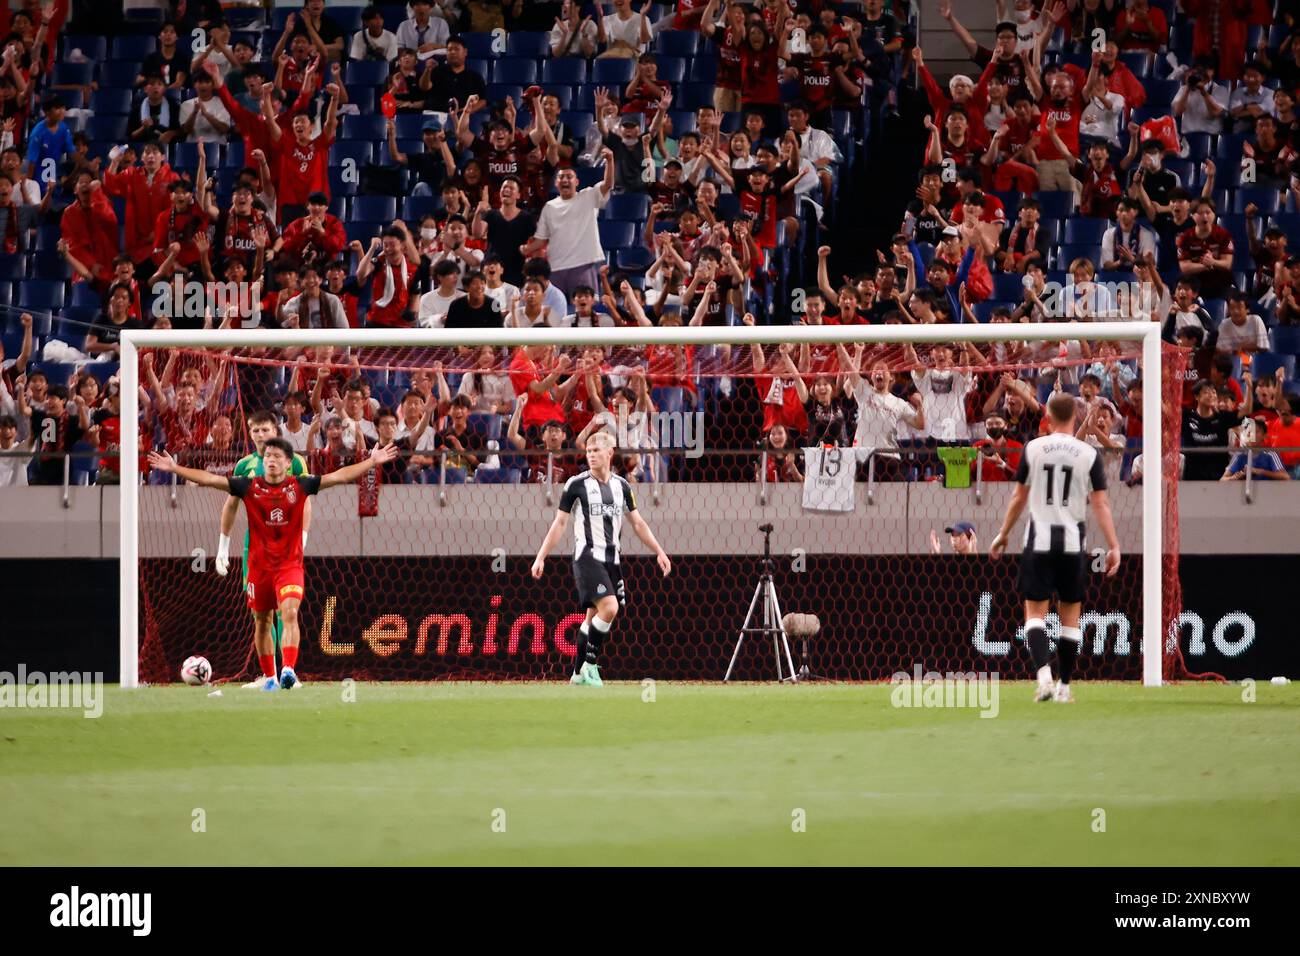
[724, 524, 801, 682]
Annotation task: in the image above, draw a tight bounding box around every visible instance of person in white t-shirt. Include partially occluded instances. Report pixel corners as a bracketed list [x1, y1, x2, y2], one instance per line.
[838, 344, 924, 480]
[418, 259, 467, 328]
[598, 0, 652, 57]
[280, 391, 312, 453]
[521, 150, 614, 301]
[350, 6, 399, 63]
[1215, 291, 1270, 354]
[902, 342, 974, 443]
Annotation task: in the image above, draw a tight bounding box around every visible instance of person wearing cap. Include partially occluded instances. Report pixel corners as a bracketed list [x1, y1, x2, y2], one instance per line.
[930, 522, 978, 555]
[595, 86, 651, 194]
[277, 191, 346, 269]
[426, 35, 487, 112]
[104, 141, 180, 273]
[386, 116, 455, 198]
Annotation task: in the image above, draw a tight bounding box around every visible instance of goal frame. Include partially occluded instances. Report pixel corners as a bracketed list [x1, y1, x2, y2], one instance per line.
[117, 321, 1165, 688]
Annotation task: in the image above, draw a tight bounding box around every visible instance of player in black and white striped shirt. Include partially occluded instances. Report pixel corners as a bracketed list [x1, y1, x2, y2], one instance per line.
[990, 393, 1121, 703]
[531, 431, 671, 686]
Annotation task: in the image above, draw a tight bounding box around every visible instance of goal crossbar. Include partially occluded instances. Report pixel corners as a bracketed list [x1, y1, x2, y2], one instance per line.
[117, 322, 1165, 688]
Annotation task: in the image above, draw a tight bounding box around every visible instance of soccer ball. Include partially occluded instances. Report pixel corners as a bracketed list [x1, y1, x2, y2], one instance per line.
[181, 656, 213, 686]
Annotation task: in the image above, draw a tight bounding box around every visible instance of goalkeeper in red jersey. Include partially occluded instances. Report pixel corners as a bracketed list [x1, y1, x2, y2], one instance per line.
[148, 438, 399, 691]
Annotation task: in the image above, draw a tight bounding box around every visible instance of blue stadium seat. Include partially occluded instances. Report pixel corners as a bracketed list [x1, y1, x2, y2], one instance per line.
[221, 142, 246, 169]
[20, 280, 66, 311]
[170, 142, 206, 171]
[85, 116, 127, 141]
[994, 273, 1027, 301]
[100, 62, 139, 89]
[592, 58, 637, 86]
[486, 84, 523, 106]
[1036, 191, 1076, 220]
[1234, 188, 1280, 215]
[353, 196, 398, 221]
[1143, 79, 1180, 110]
[1272, 327, 1300, 355]
[460, 32, 500, 60]
[1200, 299, 1225, 329]
[667, 110, 696, 135]
[341, 114, 388, 140]
[57, 308, 98, 347]
[615, 247, 655, 272]
[539, 86, 572, 109]
[598, 221, 635, 251]
[62, 36, 107, 62]
[572, 85, 596, 112]
[604, 193, 650, 221]
[676, 81, 715, 110]
[1182, 133, 1212, 163]
[404, 196, 440, 220]
[327, 170, 359, 197]
[463, 59, 490, 82]
[1164, 158, 1194, 190]
[576, 166, 605, 189]
[345, 221, 380, 248]
[0, 254, 25, 281]
[1119, 51, 1154, 78]
[110, 35, 157, 60]
[492, 57, 538, 85]
[1271, 212, 1300, 245]
[31, 252, 72, 281]
[542, 59, 587, 85]
[334, 141, 374, 167]
[346, 60, 390, 88]
[506, 32, 549, 58]
[1252, 352, 1296, 382]
[35, 363, 76, 388]
[688, 57, 718, 83]
[1036, 217, 1062, 244]
[655, 31, 699, 57]
[90, 88, 132, 116]
[1063, 219, 1107, 244]
[558, 111, 592, 140]
[71, 284, 102, 309]
[350, 88, 376, 115]
[655, 56, 686, 84]
[718, 110, 744, 133]
[391, 114, 426, 139]
[52, 63, 94, 86]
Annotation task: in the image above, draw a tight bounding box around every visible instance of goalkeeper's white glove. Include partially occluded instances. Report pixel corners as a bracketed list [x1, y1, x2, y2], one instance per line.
[215, 534, 231, 577]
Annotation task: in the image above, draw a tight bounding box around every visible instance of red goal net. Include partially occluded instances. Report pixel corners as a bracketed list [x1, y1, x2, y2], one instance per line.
[132, 337, 1189, 684]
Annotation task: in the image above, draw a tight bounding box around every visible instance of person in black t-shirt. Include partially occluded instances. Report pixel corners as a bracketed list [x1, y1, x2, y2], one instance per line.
[29, 385, 88, 485]
[426, 37, 487, 111]
[1181, 380, 1241, 480]
[444, 271, 503, 329]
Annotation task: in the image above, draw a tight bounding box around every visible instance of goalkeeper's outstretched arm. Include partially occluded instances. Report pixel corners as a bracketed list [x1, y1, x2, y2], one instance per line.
[147, 451, 235, 491]
[530, 511, 570, 578]
[317, 443, 399, 490]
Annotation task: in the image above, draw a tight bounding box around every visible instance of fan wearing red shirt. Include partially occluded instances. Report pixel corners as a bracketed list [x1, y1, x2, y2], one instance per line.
[971, 413, 1024, 482]
[784, 29, 836, 125]
[354, 227, 419, 328]
[985, 94, 1040, 193]
[749, 335, 810, 440]
[510, 345, 573, 444]
[264, 80, 340, 225]
[622, 54, 672, 117]
[1028, 67, 1088, 193]
[147, 438, 397, 690]
[924, 108, 980, 197]
[457, 116, 531, 207]
[739, 18, 790, 129]
[672, 0, 709, 29]
[277, 191, 347, 269]
[1176, 198, 1235, 299]
[731, 165, 780, 250]
[213, 183, 277, 273]
[702, 0, 748, 114]
[151, 179, 210, 272]
[60, 172, 121, 285]
[1078, 140, 1123, 219]
[212, 59, 316, 162]
[1115, 0, 1168, 53]
[915, 47, 991, 151]
[102, 142, 178, 272]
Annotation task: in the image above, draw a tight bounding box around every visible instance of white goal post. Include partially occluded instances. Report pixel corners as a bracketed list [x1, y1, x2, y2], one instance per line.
[117, 321, 1165, 688]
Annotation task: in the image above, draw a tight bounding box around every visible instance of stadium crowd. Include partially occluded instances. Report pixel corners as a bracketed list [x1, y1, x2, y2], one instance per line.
[0, 0, 1299, 490]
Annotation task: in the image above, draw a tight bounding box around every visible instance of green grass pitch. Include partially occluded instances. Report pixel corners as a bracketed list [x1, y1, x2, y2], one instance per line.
[1, 681, 1297, 866]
